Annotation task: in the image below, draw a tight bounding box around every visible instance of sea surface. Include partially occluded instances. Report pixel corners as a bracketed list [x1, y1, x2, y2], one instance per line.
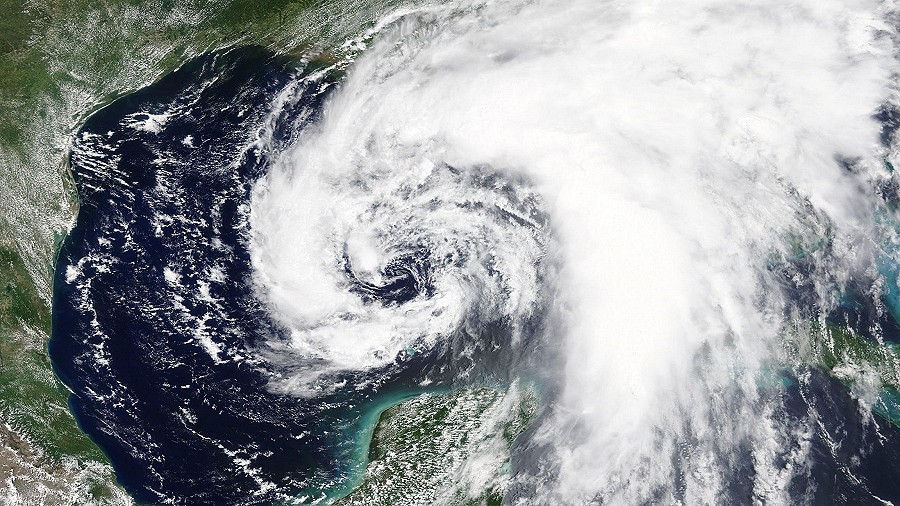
[49, 42, 900, 505]
[49, 46, 457, 505]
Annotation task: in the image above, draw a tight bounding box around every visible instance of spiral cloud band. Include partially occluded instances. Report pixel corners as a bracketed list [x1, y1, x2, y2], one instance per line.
[51, 0, 900, 503]
[249, 0, 900, 503]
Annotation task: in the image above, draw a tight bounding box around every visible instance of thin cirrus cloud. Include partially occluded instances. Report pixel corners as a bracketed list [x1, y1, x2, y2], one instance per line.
[250, 0, 899, 503]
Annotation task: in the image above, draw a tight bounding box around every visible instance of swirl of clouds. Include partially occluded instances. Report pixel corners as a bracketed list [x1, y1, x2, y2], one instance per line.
[249, 0, 900, 503]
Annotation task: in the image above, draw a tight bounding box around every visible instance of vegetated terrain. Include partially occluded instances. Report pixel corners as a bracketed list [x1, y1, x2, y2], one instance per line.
[2, 0, 899, 503]
[0, 0, 385, 500]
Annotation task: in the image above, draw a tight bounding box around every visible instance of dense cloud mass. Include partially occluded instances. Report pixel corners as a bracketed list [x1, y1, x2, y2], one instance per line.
[249, 0, 900, 503]
[52, 0, 900, 503]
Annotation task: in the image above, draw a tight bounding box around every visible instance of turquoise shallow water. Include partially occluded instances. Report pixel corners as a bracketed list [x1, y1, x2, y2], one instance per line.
[316, 387, 449, 503]
[49, 46, 468, 505]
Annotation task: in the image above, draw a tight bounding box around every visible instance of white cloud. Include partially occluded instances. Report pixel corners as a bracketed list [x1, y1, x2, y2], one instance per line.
[250, 0, 899, 501]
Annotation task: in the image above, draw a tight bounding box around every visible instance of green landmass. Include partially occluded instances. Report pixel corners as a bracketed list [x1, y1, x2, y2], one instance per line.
[1, 0, 900, 503]
[780, 317, 900, 426]
[0, 0, 393, 501]
[811, 321, 900, 426]
[336, 384, 538, 506]
[0, 245, 100, 461]
[814, 322, 900, 389]
[775, 222, 900, 424]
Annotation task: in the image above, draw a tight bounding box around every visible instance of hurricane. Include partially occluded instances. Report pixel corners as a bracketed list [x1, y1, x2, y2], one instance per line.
[50, 0, 900, 504]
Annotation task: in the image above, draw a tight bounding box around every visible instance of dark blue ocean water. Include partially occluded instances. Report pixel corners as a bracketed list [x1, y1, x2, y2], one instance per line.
[48, 47, 461, 505]
[49, 45, 900, 505]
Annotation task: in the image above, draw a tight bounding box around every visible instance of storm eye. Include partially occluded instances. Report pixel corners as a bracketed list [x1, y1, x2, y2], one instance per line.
[344, 249, 433, 305]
